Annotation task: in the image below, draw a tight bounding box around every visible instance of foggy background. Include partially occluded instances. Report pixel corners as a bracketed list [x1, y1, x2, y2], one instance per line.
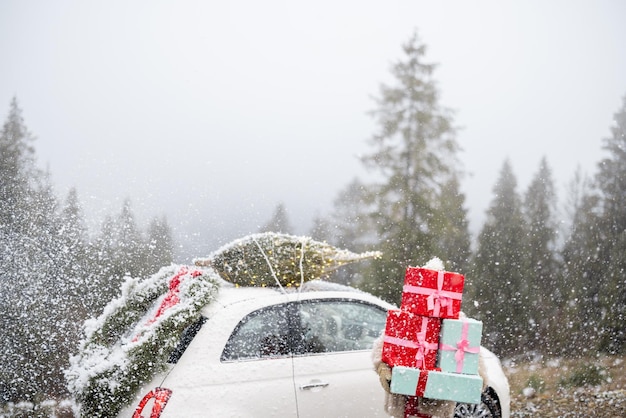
[1, 0, 625, 260]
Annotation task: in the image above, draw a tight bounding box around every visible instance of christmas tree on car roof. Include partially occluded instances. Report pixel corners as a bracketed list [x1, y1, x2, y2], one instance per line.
[195, 232, 381, 288]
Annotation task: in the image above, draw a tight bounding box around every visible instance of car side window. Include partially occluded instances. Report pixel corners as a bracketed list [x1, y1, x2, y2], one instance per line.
[221, 303, 293, 361]
[296, 300, 387, 354]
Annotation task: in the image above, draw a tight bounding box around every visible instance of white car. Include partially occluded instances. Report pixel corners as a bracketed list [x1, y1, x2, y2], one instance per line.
[118, 281, 510, 417]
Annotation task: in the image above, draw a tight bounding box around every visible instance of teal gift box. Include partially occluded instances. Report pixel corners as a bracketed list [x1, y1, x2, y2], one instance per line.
[438, 318, 482, 375]
[390, 366, 483, 404]
[423, 370, 483, 404]
[390, 366, 428, 396]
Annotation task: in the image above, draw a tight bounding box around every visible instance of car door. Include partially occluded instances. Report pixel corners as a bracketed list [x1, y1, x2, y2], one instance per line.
[291, 299, 390, 418]
[156, 302, 299, 417]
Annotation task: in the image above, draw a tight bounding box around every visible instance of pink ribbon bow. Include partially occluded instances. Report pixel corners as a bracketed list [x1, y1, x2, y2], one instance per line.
[403, 270, 462, 317]
[439, 320, 480, 373]
[415, 319, 438, 367]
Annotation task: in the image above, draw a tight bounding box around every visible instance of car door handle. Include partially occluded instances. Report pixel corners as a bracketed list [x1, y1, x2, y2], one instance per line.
[299, 380, 330, 390]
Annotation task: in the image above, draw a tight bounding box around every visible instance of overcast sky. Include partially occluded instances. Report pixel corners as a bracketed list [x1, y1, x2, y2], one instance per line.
[2, 0, 625, 260]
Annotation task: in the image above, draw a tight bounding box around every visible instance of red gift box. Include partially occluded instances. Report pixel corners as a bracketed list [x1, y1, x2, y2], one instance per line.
[401, 267, 464, 319]
[382, 309, 441, 369]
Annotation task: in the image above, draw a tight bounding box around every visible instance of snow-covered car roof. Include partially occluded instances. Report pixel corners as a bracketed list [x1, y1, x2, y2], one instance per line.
[202, 279, 396, 317]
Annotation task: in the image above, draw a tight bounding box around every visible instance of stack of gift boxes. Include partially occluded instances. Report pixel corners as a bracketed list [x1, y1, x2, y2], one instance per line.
[382, 266, 484, 413]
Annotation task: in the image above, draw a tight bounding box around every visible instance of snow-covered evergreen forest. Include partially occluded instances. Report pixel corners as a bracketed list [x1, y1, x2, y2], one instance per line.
[0, 98, 175, 407]
[1, 30, 625, 414]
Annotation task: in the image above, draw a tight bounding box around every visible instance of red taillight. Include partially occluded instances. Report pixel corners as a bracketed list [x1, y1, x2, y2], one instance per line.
[132, 387, 173, 418]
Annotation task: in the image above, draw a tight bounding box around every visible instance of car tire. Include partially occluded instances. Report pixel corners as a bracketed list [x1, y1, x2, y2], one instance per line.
[454, 387, 501, 418]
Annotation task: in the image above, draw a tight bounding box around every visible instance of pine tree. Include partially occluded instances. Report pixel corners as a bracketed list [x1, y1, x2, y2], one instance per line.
[328, 178, 376, 250]
[356, 31, 463, 304]
[469, 160, 530, 356]
[0, 98, 75, 402]
[522, 157, 561, 352]
[560, 98, 626, 355]
[323, 179, 378, 286]
[260, 202, 294, 234]
[89, 199, 147, 309]
[308, 212, 332, 242]
[58, 188, 89, 272]
[1, 99, 44, 402]
[145, 215, 174, 273]
[595, 95, 626, 353]
[434, 175, 472, 273]
[560, 170, 603, 357]
[0, 97, 39, 233]
[90, 214, 119, 308]
[57, 188, 100, 313]
[60, 188, 88, 250]
[116, 199, 146, 277]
